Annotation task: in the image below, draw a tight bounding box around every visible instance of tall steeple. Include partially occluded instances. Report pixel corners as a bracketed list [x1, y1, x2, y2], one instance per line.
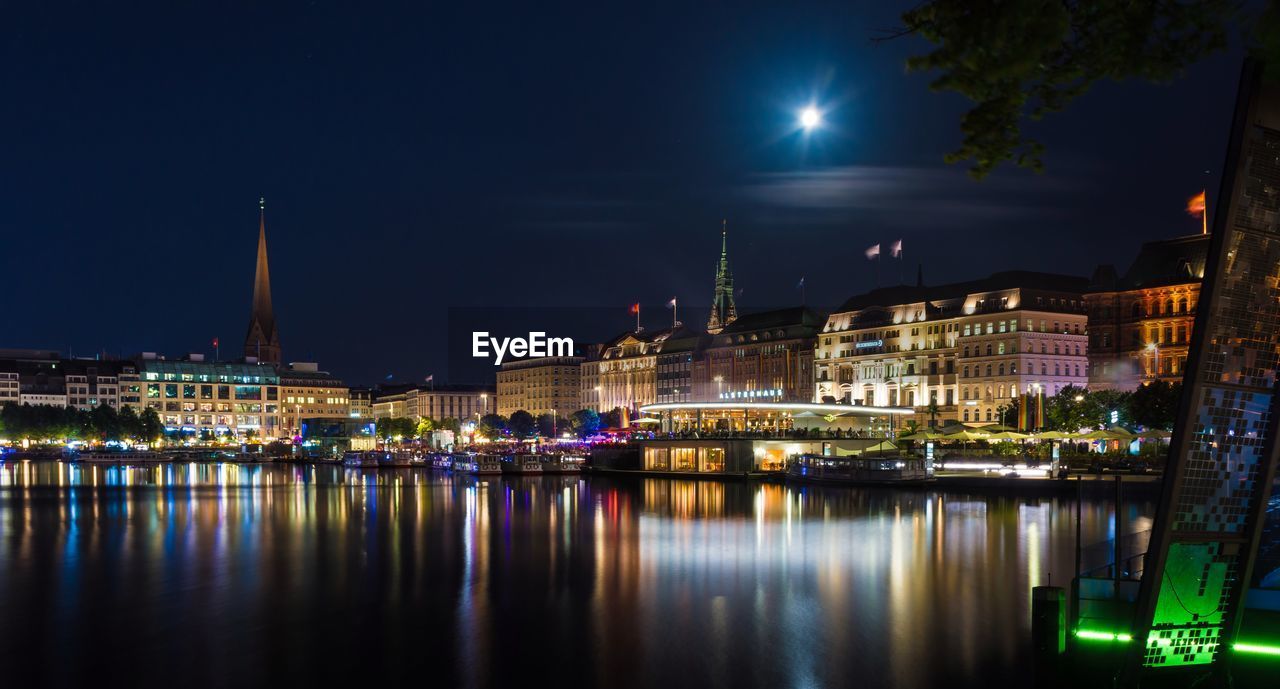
[706, 219, 738, 334]
[244, 197, 281, 364]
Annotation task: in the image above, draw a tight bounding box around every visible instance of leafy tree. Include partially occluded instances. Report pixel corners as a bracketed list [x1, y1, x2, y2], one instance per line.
[140, 407, 164, 443]
[1126, 380, 1181, 430]
[1045, 385, 1091, 432]
[599, 407, 623, 429]
[416, 417, 435, 437]
[896, 0, 1239, 177]
[437, 417, 461, 434]
[569, 408, 602, 438]
[118, 405, 143, 441]
[396, 417, 418, 439]
[536, 413, 567, 438]
[89, 404, 121, 441]
[508, 410, 537, 439]
[925, 399, 940, 429]
[478, 413, 508, 438]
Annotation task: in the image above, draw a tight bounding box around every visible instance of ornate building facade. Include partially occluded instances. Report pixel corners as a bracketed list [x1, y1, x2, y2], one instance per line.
[496, 355, 583, 418]
[816, 272, 1090, 426]
[1085, 234, 1208, 390]
[693, 307, 821, 404]
[582, 326, 703, 414]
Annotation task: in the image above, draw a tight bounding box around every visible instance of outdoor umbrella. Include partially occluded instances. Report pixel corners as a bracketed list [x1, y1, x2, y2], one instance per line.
[1137, 429, 1172, 440]
[1033, 430, 1071, 440]
[899, 431, 946, 441]
[1105, 426, 1137, 439]
[943, 430, 990, 441]
[986, 431, 1030, 441]
[1075, 429, 1113, 440]
[976, 424, 1020, 433]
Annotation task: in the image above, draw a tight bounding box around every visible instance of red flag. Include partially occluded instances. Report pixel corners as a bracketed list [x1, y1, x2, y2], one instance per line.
[212, 337, 219, 348]
[630, 303, 639, 314]
[1186, 191, 1206, 217]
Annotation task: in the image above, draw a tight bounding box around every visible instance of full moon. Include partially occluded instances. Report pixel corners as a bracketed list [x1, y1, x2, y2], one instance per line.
[799, 106, 821, 130]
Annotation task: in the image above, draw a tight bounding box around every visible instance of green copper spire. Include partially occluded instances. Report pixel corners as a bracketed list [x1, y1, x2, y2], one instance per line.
[706, 219, 737, 334]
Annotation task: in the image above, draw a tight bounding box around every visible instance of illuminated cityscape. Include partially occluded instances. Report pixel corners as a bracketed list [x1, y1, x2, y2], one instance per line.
[1, 3, 1279, 689]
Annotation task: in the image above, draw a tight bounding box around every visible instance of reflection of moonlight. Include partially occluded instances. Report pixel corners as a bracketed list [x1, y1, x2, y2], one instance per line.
[799, 105, 821, 130]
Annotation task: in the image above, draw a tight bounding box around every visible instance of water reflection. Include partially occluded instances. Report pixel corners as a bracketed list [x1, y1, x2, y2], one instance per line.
[0, 461, 1150, 689]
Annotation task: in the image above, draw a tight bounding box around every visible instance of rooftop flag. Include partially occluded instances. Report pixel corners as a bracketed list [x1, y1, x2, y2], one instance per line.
[865, 243, 880, 260]
[1187, 190, 1208, 234]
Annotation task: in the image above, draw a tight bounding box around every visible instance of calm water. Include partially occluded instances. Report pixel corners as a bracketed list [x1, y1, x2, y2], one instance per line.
[0, 461, 1154, 689]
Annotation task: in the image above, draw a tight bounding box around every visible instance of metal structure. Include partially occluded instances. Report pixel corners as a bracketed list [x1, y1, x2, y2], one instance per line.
[1125, 60, 1280, 680]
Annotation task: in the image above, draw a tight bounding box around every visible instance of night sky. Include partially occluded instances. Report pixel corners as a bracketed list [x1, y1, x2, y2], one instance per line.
[1, 2, 1246, 385]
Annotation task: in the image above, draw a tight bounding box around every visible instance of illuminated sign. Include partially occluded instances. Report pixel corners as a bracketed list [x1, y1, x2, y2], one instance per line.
[855, 339, 884, 349]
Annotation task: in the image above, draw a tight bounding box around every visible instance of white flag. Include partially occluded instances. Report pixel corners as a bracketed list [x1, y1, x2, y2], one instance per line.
[667, 297, 677, 308]
[865, 243, 880, 260]
[890, 239, 903, 257]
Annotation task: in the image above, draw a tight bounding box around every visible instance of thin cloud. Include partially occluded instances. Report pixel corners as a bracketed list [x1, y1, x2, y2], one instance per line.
[737, 165, 1080, 228]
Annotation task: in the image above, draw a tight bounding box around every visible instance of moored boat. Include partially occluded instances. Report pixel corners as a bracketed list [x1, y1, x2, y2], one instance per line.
[430, 454, 454, 470]
[378, 450, 420, 468]
[342, 450, 386, 468]
[452, 454, 502, 475]
[785, 454, 933, 486]
[503, 455, 544, 475]
[539, 455, 584, 474]
[80, 450, 164, 464]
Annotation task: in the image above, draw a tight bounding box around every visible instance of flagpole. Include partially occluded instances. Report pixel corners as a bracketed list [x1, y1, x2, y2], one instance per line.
[673, 299, 678, 329]
[636, 304, 640, 332]
[1203, 189, 1208, 235]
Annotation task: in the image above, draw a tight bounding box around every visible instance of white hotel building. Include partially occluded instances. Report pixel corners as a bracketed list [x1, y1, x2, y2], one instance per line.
[816, 271, 1090, 427]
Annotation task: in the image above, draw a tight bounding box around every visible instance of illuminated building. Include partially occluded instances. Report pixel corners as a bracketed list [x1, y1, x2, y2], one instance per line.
[1085, 234, 1207, 390]
[243, 198, 282, 364]
[635, 401, 914, 471]
[348, 387, 373, 418]
[372, 384, 494, 423]
[693, 307, 821, 405]
[371, 385, 413, 419]
[0, 350, 140, 411]
[496, 354, 582, 417]
[705, 220, 738, 334]
[279, 362, 349, 437]
[655, 329, 708, 404]
[817, 272, 1089, 426]
[138, 353, 282, 438]
[583, 326, 702, 415]
[407, 385, 493, 424]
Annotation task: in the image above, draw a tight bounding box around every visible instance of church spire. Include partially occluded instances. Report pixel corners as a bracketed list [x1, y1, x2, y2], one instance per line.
[244, 197, 281, 364]
[706, 219, 738, 334]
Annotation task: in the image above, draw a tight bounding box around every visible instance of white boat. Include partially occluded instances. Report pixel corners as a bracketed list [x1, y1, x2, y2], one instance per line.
[540, 455, 584, 474]
[430, 454, 454, 470]
[452, 454, 502, 475]
[80, 450, 164, 464]
[342, 451, 386, 468]
[503, 455, 544, 475]
[378, 451, 419, 468]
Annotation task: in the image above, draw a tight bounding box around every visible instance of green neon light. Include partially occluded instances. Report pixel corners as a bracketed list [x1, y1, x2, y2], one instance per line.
[1074, 628, 1280, 657]
[1235, 643, 1280, 657]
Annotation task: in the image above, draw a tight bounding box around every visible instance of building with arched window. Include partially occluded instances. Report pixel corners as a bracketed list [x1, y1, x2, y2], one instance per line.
[1086, 234, 1207, 390]
[815, 271, 1089, 427]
